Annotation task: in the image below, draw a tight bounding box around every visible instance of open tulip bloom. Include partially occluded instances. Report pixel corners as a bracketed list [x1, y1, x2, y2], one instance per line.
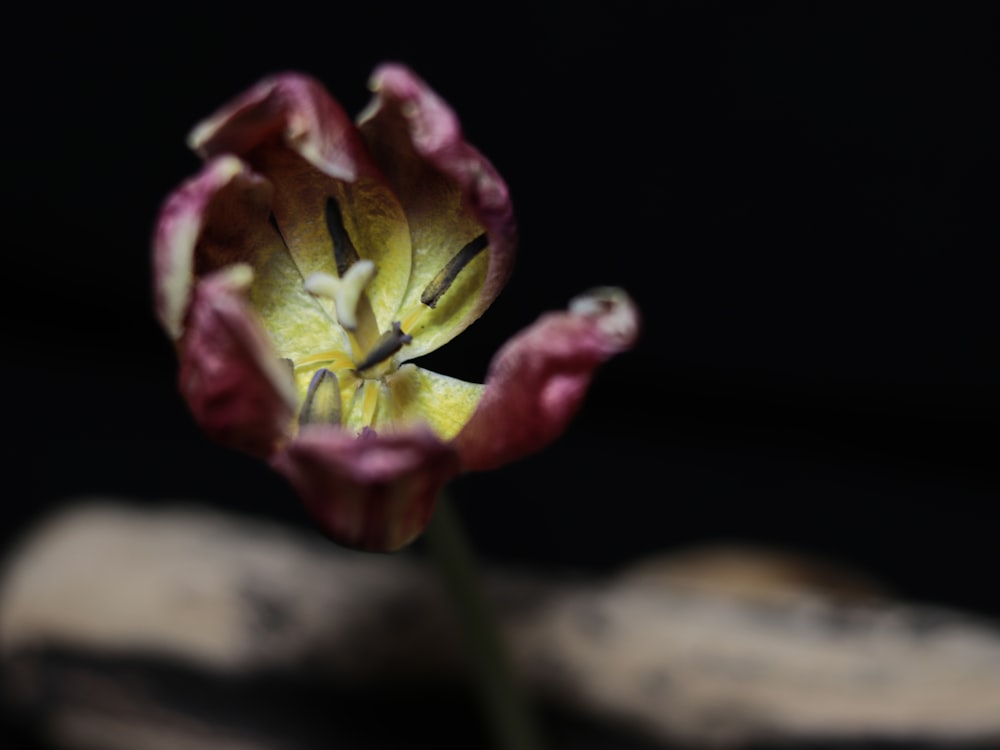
[154, 65, 639, 551]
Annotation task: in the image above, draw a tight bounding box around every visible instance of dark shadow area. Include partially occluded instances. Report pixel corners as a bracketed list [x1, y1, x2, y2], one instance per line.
[4, 647, 992, 750]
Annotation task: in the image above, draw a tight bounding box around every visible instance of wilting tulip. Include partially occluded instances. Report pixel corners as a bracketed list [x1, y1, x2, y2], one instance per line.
[154, 65, 639, 551]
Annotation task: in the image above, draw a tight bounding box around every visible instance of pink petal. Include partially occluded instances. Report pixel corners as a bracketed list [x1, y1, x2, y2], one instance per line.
[272, 427, 460, 552]
[178, 266, 297, 459]
[153, 156, 272, 339]
[455, 288, 640, 472]
[360, 64, 517, 359]
[188, 73, 369, 182]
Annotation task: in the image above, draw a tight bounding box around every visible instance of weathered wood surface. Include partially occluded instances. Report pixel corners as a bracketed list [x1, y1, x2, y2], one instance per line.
[2, 501, 999, 749]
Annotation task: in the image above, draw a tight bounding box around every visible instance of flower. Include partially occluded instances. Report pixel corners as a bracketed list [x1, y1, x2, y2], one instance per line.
[154, 65, 639, 551]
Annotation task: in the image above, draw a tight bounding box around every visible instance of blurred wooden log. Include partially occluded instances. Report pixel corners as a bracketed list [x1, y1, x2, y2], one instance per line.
[2, 500, 999, 749]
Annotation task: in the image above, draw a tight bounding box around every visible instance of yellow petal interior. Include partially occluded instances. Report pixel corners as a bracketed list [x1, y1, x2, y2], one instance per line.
[385, 364, 484, 441]
[236, 148, 490, 442]
[254, 149, 413, 334]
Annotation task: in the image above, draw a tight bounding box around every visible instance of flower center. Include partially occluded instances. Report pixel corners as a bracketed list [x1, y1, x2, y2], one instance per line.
[303, 260, 412, 376]
[296, 262, 407, 432]
[289, 198, 488, 434]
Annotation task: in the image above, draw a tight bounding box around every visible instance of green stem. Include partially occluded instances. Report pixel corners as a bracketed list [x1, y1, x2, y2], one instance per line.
[424, 494, 547, 750]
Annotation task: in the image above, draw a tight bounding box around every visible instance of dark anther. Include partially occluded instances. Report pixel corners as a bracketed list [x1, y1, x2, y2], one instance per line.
[355, 322, 413, 372]
[420, 233, 489, 308]
[298, 368, 342, 426]
[325, 197, 361, 276]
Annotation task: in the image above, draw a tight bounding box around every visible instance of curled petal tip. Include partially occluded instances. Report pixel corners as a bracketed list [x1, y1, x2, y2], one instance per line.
[187, 72, 364, 182]
[569, 286, 641, 350]
[456, 288, 640, 472]
[153, 155, 266, 340]
[216, 262, 255, 290]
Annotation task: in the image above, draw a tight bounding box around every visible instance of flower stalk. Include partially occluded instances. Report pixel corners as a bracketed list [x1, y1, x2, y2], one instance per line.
[425, 494, 546, 750]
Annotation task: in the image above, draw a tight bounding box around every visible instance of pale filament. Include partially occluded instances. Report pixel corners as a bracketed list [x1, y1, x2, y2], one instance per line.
[399, 305, 428, 336]
[359, 380, 380, 428]
[293, 350, 356, 371]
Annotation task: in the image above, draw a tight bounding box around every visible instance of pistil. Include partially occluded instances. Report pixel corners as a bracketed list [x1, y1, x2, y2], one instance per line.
[306, 261, 375, 333]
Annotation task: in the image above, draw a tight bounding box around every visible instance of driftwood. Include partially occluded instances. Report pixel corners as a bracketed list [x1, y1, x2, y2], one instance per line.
[2, 500, 999, 749]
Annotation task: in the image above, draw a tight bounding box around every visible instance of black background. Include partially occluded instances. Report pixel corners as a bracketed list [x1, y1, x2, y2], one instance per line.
[5, 2, 998, 631]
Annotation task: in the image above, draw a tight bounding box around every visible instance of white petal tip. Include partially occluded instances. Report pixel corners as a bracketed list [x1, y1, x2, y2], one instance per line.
[569, 287, 640, 346]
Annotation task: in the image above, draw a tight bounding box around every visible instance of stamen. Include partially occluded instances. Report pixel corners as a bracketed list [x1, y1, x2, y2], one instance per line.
[305, 261, 376, 332]
[298, 368, 342, 426]
[420, 233, 489, 308]
[354, 321, 412, 372]
[399, 306, 428, 334]
[359, 380, 380, 427]
[325, 197, 361, 275]
[293, 350, 355, 371]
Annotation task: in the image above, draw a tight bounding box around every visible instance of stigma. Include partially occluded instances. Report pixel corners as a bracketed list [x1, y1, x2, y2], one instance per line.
[304, 259, 412, 376]
[304, 261, 376, 333]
